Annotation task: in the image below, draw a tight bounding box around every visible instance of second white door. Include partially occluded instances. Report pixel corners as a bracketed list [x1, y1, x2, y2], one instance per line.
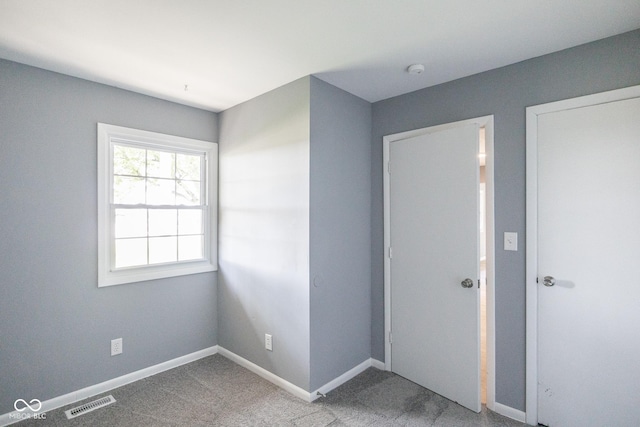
[532, 91, 640, 426]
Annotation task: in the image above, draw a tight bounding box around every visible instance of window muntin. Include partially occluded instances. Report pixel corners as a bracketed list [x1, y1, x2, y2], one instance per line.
[98, 123, 217, 287]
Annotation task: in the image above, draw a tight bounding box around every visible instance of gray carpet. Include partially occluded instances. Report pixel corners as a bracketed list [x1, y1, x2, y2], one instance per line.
[16, 354, 526, 426]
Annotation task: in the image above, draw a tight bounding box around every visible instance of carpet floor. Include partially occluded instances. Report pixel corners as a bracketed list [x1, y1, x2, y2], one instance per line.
[16, 354, 526, 426]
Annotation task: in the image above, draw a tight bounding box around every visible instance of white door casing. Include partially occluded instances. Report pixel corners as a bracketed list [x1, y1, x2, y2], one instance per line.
[383, 116, 495, 413]
[526, 85, 640, 426]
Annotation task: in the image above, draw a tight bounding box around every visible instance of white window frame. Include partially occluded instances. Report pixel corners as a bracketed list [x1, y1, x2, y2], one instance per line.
[97, 123, 218, 287]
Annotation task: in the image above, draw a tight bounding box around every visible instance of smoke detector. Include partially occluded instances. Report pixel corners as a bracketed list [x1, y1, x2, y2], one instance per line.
[407, 64, 425, 75]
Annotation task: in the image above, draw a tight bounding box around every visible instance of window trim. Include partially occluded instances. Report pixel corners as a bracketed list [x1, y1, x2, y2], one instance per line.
[97, 123, 218, 287]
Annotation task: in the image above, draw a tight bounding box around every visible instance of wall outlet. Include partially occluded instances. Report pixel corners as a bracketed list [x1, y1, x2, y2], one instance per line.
[265, 334, 273, 351]
[111, 338, 123, 356]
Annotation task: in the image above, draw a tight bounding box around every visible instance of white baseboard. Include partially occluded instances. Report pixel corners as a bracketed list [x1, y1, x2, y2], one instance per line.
[370, 359, 385, 370]
[217, 346, 312, 402]
[312, 358, 380, 401]
[493, 402, 526, 423]
[218, 347, 381, 403]
[0, 346, 218, 427]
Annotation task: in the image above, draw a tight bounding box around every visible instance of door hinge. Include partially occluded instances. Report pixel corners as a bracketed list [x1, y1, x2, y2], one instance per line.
[388, 247, 393, 259]
[478, 279, 481, 288]
[389, 331, 393, 344]
[387, 161, 391, 174]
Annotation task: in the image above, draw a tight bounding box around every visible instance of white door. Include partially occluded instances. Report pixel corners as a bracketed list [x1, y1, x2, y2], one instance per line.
[532, 91, 640, 426]
[389, 123, 480, 412]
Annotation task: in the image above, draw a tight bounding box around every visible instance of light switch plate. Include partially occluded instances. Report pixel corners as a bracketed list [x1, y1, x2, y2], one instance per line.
[504, 232, 518, 251]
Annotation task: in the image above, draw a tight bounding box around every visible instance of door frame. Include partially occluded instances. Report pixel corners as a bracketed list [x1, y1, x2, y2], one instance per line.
[525, 85, 640, 426]
[383, 115, 495, 410]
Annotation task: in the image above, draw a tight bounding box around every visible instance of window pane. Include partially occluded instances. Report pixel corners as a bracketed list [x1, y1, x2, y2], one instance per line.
[178, 209, 202, 235]
[115, 209, 147, 238]
[114, 176, 146, 204]
[179, 235, 203, 261]
[147, 150, 175, 179]
[149, 236, 177, 264]
[176, 153, 201, 180]
[147, 178, 175, 205]
[149, 209, 177, 237]
[176, 180, 201, 205]
[114, 145, 145, 176]
[115, 238, 147, 268]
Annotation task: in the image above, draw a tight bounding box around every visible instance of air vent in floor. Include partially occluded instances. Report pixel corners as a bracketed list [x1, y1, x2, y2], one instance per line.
[64, 395, 116, 419]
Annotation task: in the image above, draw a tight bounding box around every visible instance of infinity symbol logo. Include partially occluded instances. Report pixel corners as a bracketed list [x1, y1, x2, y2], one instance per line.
[14, 399, 42, 412]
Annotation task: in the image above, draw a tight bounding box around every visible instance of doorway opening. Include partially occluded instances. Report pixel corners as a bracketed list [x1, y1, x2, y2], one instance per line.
[479, 127, 487, 404]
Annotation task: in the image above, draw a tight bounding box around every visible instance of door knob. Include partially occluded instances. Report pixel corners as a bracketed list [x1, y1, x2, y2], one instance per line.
[543, 276, 556, 287]
[461, 278, 474, 288]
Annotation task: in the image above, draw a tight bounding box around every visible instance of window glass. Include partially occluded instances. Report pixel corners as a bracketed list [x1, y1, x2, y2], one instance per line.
[148, 209, 177, 237]
[176, 153, 200, 180]
[179, 235, 203, 261]
[147, 150, 175, 179]
[149, 236, 177, 264]
[113, 145, 145, 176]
[114, 176, 145, 204]
[178, 210, 202, 235]
[176, 180, 200, 205]
[115, 238, 147, 268]
[115, 209, 147, 238]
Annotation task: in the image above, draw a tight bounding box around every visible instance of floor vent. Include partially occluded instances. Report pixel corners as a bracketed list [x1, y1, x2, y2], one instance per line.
[64, 395, 116, 419]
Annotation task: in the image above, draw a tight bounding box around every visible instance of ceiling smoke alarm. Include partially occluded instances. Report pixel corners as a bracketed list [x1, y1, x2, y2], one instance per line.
[407, 64, 425, 75]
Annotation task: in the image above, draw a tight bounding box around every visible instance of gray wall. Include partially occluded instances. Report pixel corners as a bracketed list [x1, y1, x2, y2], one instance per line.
[218, 77, 312, 390]
[370, 29, 640, 411]
[309, 77, 372, 390]
[0, 60, 219, 413]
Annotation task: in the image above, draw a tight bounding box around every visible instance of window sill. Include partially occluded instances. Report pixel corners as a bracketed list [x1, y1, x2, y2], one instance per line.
[98, 260, 217, 287]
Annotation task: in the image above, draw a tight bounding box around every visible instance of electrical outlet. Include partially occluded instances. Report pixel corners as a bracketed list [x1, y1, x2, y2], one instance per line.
[265, 334, 273, 351]
[111, 338, 123, 356]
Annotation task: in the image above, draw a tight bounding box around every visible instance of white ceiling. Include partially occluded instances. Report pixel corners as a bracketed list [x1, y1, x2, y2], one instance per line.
[1, 1, 638, 112]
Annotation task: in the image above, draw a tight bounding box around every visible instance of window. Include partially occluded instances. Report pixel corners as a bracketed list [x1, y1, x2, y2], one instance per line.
[98, 123, 217, 287]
